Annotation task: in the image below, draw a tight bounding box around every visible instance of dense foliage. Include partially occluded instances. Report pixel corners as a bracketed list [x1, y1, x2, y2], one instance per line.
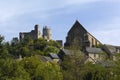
[61, 51, 120, 80]
[10, 36, 60, 57]
[0, 35, 120, 80]
[0, 35, 62, 80]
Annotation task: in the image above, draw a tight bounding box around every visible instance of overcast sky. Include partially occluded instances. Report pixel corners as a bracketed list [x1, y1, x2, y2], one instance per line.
[0, 0, 120, 46]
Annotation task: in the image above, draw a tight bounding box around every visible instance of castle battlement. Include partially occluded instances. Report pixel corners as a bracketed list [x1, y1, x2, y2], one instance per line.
[19, 24, 52, 41]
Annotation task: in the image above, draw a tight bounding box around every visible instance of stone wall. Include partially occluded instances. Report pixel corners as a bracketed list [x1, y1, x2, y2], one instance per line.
[19, 24, 43, 41]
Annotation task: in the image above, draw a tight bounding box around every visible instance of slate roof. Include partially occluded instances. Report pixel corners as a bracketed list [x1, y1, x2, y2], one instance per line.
[58, 49, 84, 60]
[86, 47, 103, 54]
[49, 53, 59, 59]
[43, 56, 53, 62]
[103, 44, 119, 54]
[61, 49, 71, 55]
[68, 20, 87, 34]
[37, 55, 53, 62]
[61, 49, 83, 55]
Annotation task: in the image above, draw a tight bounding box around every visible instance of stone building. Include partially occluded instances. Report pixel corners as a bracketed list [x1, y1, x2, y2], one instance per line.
[102, 44, 120, 60]
[86, 47, 104, 64]
[19, 24, 52, 41]
[43, 26, 52, 40]
[64, 20, 102, 49]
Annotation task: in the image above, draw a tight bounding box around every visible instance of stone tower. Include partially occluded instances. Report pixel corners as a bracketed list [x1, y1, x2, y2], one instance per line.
[43, 26, 52, 40]
[34, 24, 41, 39]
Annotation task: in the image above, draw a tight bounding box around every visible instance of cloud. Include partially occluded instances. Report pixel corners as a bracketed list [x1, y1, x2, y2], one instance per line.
[91, 17, 120, 46]
[64, 0, 102, 5]
[0, 0, 120, 46]
[0, 0, 104, 23]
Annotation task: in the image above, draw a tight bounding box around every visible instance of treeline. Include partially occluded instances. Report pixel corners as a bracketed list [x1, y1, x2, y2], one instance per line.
[0, 35, 63, 80]
[0, 35, 120, 80]
[0, 56, 63, 80]
[1, 36, 60, 58]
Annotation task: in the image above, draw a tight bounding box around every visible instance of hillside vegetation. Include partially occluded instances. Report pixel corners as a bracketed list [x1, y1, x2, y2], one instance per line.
[0, 35, 120, 80]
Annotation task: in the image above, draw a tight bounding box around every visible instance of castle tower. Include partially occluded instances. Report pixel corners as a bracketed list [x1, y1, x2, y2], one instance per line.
[34, 24, 41, 39]
[43, 26, 52, 40]
[19, 32, 24, 41]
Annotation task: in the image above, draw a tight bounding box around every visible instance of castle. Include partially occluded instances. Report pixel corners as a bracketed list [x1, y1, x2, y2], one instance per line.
[19, 24, 52, 41]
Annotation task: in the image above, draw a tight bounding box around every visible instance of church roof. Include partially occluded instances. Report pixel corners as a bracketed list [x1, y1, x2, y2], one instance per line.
[68, 20, 87, 34]
[67, 20, 102, 44]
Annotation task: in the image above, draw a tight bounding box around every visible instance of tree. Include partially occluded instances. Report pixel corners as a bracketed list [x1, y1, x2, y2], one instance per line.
[44, 46, 59, 55]
[0, 35, 4, 46]
[11, 37, 19, 46]
[35, 62, 63, 80]
[0, 58, 30, 80]
[61, 41, 115, 80]
[34, 38, 47, 51]
[0, 45, 12, 59]
[20, 36, 34, 47]
[20, 56, 63, 80]
[34, 38, 60, 55]
[61, 50, 85, 80]
[20, 47, 31, 57]
[47, 40, 61, 48]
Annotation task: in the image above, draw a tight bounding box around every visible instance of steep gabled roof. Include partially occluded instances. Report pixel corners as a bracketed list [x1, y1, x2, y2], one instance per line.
[68, 20, 87, 34]
[67, 20, 102, 44]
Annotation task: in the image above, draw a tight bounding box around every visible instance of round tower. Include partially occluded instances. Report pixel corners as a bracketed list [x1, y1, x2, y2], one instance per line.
[43, 26, 52, 40]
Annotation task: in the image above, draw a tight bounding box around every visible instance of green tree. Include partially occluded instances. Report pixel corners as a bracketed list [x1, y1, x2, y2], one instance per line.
[0, 58, 30, 80]
[0, 45, 12, 59]
[44, 46, 59, 55]
[61, 50, 85, 80]
[20, 47, 31, 57]
[11, 37, 19, 46]
[0, 35, 4, 46]
[47, 40, 61, 48]
[35, 62, 63, 80]
[34, 38, 60, 55]
[20, 56, 63, 80]
[34, 38, 47, 51]
[20, 36, 34, 47]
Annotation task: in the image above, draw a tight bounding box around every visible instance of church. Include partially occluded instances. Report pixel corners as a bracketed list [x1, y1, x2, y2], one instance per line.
[63, 20, 120, 63]
[64, 20, 102, 49]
